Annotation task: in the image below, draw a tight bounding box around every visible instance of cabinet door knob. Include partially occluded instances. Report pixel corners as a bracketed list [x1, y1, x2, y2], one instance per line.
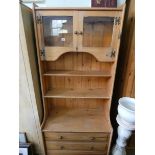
[91, 146, 94, 150]
[59, 136, 63, 139]
[60, 146, 64, 150]
[91, 137, 95, 141]
[74, 31, 78, 35]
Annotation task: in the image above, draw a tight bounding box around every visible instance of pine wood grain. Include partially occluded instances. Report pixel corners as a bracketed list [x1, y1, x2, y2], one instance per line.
[44, 88, 110, 99]
[47, 150, 106, 155]
[43, 108, 112, 132]
[43, 70, 111, 77]
[46, 141, 107, 151]
[44, 132, 109, 142]
[111, 0, 135, 150]
[33, 5, 126, 155]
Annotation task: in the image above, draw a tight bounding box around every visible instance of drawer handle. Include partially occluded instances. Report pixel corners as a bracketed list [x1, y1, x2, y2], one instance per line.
[91, 137, 96, 141]
[91, 146, 94, 150]
[60, 146, 64, 150]
[59, 136, 64, 140]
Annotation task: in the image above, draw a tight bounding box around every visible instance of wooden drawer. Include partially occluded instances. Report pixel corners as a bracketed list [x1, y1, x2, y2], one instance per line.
[44, 132, 109, 142]
[47, 150, 106, 155]
[46, 141, 107, 151]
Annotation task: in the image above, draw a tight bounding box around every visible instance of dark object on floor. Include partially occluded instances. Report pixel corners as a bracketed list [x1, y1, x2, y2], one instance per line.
[126, 148, 135, 155]
[19, 143, 33, 155]
[19, 132, 27, 143]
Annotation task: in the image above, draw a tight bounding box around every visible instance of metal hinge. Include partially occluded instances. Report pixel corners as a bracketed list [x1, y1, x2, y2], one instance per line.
[40, 48, 45, 60]
[106, 49, 116, 58]
[110, 49, 116, 58]
[114, 17, 121, 25]
[36, 16, 42, 24]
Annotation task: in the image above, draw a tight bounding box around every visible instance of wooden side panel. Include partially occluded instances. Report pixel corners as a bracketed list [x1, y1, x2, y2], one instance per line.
[121, 26, 135, 97]
[19, 3, 45, 155]
[20, 3, 43, 123]
[111, 0, 135, 150]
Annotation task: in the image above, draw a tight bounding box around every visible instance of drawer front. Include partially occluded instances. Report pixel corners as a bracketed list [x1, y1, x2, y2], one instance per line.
[47, 150, 106, 155]
[46, 141, 107, 151]
[44, 132, 109, 142]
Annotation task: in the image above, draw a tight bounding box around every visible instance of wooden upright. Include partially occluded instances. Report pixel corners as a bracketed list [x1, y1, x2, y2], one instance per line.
[33, 4, 125, 155]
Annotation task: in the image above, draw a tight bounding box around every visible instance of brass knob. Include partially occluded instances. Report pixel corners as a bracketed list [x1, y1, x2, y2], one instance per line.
[59, 136, 63, 140]
[60, 146, 64, 150]
[91, 137, 95, 141]
[74, 31, 78, 35]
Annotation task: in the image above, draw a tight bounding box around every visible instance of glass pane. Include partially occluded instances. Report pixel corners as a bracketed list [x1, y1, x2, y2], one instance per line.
[43, 16, 73, 47]
[83, 17, 114, 47]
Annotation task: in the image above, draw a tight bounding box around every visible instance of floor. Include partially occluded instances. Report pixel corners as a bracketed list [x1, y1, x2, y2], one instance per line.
[110, 148, 135, 155]
[126, 149, 135, 155]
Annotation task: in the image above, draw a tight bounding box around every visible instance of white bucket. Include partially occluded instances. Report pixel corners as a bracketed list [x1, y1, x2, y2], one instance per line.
[118, 97, 135, 125]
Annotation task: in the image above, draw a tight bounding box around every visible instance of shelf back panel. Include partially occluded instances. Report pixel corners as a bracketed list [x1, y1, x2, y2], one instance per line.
[44, 52, 113, 72]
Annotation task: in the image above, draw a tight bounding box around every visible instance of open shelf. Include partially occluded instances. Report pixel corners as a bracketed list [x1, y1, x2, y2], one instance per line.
[43, 70, 111, 77]
[44, 88, 110, 99]
[43, 108, 111, 132]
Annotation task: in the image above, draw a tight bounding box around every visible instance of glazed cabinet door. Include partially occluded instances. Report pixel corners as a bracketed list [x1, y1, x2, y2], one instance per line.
[78, 11, 120, 62]
[36, 11, 78, 61]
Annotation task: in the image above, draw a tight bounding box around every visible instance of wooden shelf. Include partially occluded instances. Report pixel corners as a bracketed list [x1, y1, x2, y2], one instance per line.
[43, 70, 111, 77]
[44, 88, 110, 99]
[43, 108, 111, 132]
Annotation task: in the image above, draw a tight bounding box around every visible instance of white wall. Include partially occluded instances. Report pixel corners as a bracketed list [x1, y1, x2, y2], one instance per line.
[24, 0, 125, 8]
[24, 0, 91, 8]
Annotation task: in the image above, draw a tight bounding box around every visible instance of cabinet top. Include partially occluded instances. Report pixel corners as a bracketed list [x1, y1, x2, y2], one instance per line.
[34, 4, 125, 11]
